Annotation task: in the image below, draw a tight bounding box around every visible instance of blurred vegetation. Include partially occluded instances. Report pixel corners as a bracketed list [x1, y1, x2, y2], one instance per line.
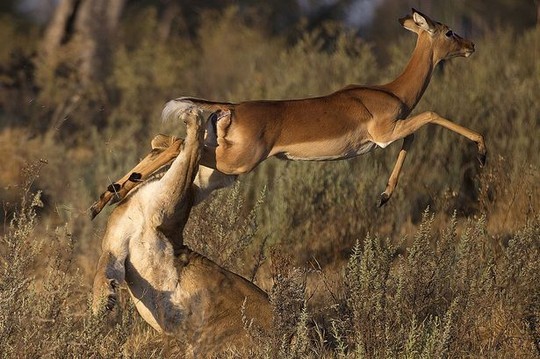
[0, 0, 539, 357]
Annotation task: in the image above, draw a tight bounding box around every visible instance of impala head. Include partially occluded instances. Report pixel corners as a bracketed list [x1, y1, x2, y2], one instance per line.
[399, 8, 475, 62]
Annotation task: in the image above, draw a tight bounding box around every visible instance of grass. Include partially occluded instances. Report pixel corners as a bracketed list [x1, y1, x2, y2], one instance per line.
[0, 8, 539, 358]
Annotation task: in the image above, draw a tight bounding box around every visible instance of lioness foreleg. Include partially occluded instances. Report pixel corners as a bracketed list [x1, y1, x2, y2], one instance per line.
[92, 251, 125, 315]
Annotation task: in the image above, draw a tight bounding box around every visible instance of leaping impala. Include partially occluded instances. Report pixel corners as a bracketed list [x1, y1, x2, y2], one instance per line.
[96, 8, 486, 208]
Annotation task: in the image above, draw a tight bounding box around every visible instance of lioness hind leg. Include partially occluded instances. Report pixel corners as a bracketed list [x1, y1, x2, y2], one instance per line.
[90, 135, 183, 219]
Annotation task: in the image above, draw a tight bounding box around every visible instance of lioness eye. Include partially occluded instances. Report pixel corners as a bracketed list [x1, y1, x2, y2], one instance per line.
[445, 30, 453, 37]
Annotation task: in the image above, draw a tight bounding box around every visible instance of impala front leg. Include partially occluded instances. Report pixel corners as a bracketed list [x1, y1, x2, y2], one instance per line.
[391, 111, 487, 167]
[379, 134, 414, 207]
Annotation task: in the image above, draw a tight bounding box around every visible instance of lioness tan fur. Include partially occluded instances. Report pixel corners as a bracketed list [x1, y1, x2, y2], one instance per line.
[92, 107, 271, 355]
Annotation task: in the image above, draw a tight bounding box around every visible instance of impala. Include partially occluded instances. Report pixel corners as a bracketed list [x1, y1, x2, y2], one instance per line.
[171, 8, 485, 204]
[92, 107, 271, 355]
[95, 8, 485, 208]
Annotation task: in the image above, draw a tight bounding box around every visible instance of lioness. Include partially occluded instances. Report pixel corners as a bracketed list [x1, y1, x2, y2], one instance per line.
[92, 106, 271, 355]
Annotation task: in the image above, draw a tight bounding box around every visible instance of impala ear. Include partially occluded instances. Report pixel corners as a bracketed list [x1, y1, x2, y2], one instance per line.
[399, 8, 435, 35]
[412, 8, 435, 34]
[399, 14, 417, 33]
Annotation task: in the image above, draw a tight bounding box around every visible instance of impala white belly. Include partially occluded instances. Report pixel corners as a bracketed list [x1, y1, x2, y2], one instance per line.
[279, 140, 376, 161]
[373, 140, 395, 148]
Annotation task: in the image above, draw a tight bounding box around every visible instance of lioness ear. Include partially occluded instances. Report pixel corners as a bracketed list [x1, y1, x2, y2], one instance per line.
[151, 134, 176, 150]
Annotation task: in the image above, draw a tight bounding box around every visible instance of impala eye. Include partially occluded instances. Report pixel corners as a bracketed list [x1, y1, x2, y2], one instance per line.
[445, 30, 453, 37]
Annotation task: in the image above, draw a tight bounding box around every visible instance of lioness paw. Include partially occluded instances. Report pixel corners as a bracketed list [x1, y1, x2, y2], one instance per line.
[104, 279, 119, 311]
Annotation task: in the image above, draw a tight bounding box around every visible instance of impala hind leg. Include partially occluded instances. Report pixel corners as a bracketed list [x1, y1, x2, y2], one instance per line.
[199, 110, 227, 171]
[90, 135, 183, 219]
[200, 110, 264, 175]
[379, 134, 414, 207]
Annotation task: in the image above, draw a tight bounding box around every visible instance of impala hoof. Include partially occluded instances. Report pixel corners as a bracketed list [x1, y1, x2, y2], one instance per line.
[378, 193, 390, 207]
[90, 204, 100, 220]
[477, 151, 487, 168]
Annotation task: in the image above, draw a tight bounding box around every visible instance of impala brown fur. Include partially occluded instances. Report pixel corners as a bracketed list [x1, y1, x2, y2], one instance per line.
[159, 8, 486, 206]
[92, 107, 271, 355]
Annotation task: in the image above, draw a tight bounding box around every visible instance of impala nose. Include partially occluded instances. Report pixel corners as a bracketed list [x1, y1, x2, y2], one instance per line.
[464, 41, 475, 57]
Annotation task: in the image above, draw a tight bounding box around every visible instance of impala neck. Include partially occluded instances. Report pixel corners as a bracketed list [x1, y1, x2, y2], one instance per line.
[383, 34, 438, 112]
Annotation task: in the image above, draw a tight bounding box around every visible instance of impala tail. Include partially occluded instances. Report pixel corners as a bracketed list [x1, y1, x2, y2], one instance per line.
[161, 97, 234, 123]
